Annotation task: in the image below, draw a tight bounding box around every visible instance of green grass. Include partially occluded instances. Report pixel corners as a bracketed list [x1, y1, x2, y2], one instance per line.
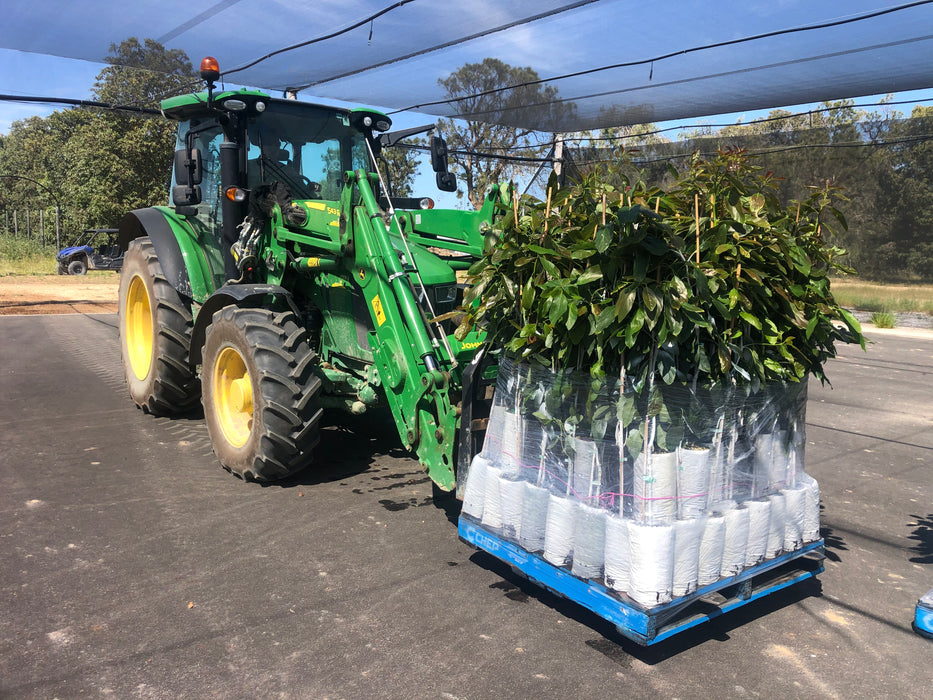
[830, 279, 933, 315]
[0, 235, 58, 276]
[869, 311, 897, 328]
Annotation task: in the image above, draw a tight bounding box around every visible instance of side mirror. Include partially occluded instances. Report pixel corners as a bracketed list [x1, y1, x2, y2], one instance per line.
[174, 147, 202, 186]
[430, 135, 457, 192]
[173, 147, 202, 206]
[172, 184, 202, 206]
[429, 135, 449, 173]
[436, 172, 457, 192]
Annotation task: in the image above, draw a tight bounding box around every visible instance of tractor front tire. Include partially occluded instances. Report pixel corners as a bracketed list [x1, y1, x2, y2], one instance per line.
[202, 306, 323, 481]
[119, 236, 200, 415]
[68, 258, 87, 275]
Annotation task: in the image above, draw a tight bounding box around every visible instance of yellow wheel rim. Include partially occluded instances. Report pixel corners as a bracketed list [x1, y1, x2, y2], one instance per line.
[213, 346, 253, 448]
[126, 274, 153, 380]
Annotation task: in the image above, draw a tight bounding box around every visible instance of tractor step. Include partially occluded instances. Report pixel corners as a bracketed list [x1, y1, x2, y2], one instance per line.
[459, 515, 825, 646]
[915, 589, 933, 639]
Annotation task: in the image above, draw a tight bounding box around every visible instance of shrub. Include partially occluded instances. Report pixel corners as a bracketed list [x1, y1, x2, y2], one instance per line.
[869, 311, 896, 328]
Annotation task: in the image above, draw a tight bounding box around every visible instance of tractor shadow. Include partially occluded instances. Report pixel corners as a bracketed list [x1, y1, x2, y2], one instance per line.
[276, 408, 412, 488]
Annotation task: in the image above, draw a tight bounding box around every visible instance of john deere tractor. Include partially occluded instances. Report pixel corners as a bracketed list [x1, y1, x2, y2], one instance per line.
[117, 58, 500, 491]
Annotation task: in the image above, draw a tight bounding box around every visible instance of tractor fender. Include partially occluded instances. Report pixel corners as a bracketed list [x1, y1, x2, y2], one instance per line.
[119, 208, 193, 298]
[189, 284, 297, 367]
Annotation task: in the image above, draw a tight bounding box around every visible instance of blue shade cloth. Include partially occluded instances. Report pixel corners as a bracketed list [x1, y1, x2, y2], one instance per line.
[2, 1, 933, 130]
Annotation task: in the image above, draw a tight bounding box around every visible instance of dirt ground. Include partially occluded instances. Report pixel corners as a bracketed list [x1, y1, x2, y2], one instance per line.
[0, 274, 119, 315]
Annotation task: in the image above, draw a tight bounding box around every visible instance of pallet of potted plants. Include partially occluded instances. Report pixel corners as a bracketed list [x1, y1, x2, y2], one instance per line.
[457, 149, 864, 643]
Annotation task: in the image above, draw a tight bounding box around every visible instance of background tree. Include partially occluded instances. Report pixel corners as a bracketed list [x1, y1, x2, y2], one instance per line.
[438, 58, 574, 209]
[0, 38, 193, 244]
[379, 138, 424, 198]
[66, 38, 194, 229]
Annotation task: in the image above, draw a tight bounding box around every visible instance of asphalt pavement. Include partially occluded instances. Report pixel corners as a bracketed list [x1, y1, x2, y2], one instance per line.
[1, 314, 931, 699]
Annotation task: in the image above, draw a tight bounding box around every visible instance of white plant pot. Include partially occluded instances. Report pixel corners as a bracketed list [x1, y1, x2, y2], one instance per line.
[782, 485, 807, 551]
[571, 504, 606, 580]
[498, 475, 525, 542]
[673, 517, 704, 597]
[766, 492, 787, 559]
[677, 446, 711, 519]
[745, 498, 772, 567]
[633, 450, 678, 525]
[519, 482, 549, 553]
[480, 465, 504, 531]
[604, 514, 631, 593]
[628, 522, 674, 607]
[571, 437, 601, 500]
[461, 454, 490, 520]
[698, 513, 726, 586]
[543, 495, 576, 566]
[800, 474, 821, 542]
[721, 505, 750, 577]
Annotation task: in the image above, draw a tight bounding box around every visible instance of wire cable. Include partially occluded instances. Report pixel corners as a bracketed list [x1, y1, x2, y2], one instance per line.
[0, 94, 161, 116]
[387, 1, 933, 115]
[291, 0, 601, 92]
[222, 0, 421, 79]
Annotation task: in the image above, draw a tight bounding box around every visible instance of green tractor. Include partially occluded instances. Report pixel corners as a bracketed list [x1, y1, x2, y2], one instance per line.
[117, 59, 500, 491]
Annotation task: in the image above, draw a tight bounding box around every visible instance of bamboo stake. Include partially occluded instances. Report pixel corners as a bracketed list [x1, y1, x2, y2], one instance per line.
[694, 193, 701, 264]
[601, 193, 607, 226]
[619, 351, 626, 515]
[655, 197, 660, 214]
[513, 190, 520, 228]
[544, 187, 552, 235]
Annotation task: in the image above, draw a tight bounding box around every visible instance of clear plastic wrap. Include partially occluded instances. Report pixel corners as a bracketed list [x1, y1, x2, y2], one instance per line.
[461, 357, 820, 608]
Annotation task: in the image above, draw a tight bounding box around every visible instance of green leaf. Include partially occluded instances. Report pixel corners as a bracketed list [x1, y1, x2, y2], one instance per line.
[805, 313, 819, 339]
[617, 206, 641, 224]
[625, 429, 644, 461]
[571, 248, 596, 260]
[549, 294, 568, 326]
[577, 265, 603, 284]
[595, 305, 616, 332]
[739, 311, 762, 330]
[642, 287, 658, 312]
[615, 289, 636, 320]
[595, 224, 614, 253]
[540, 257, 560, 278]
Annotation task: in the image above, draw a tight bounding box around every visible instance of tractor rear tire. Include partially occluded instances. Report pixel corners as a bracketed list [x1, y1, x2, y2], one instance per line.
[119, 236, 201, 415]
[201, 306, 323, 481]
[68, 258, 87, 275]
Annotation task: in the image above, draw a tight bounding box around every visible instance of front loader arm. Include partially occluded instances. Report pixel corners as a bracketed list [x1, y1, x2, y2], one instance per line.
[347, 169, 461, 490]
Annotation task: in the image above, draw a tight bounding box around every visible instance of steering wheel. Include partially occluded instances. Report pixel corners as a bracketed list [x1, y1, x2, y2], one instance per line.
[296, 175, 323, 199]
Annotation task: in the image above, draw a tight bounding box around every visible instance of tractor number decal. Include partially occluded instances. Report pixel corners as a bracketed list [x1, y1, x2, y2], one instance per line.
[372, 295, 386, 326]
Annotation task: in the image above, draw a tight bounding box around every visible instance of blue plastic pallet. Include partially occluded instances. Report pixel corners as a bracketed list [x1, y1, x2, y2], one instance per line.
[915, 590, 933, 639]
[459, 516, 825, 645]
